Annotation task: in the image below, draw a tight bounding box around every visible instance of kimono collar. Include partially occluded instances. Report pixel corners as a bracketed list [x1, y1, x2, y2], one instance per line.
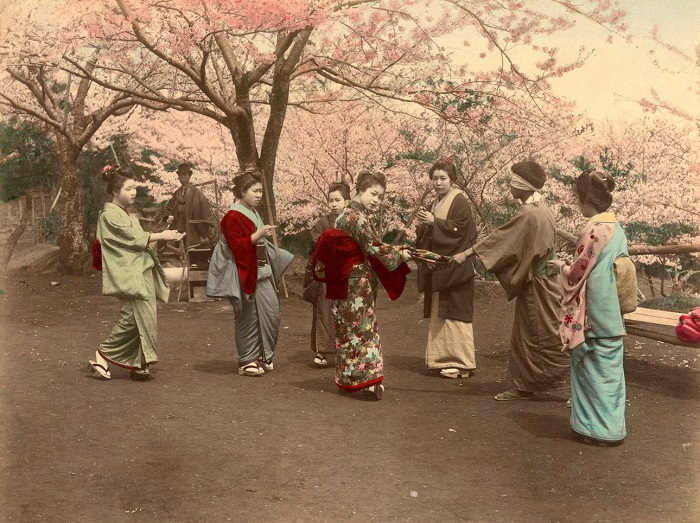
[520, 192, 542, 205]
[587, 211, 616, 224]
[230, 202, 263, 228]
[348, 200, 368, 215]
[104, 201, 130, 215]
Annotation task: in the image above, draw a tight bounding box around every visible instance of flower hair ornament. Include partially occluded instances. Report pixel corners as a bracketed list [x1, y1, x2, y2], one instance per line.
[101, 165, 113, 174]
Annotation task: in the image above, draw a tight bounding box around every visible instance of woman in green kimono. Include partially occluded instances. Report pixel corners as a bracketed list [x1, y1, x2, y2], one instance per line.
[88, 166, 184, 381]
[322, 171, 411, 400]
[550, 171, 630, 446]
[453, 161, 569, 401]
[416, 160, 478, 379]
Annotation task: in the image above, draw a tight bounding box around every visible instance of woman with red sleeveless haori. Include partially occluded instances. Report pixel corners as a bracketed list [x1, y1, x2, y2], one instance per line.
[416, 160, 478, 379]
[312, 172, 411, 400]
[206, 171, 293, 377]
[454, 161, 569, 401]
[551, 171, 631, 446]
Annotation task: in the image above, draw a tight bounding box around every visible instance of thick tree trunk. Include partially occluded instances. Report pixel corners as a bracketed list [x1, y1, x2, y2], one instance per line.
[55, 136, 89, 274]
[0, 193, 33, 273]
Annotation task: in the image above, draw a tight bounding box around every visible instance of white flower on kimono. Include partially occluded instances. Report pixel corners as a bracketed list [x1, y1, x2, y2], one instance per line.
[350, 297, 363, 312]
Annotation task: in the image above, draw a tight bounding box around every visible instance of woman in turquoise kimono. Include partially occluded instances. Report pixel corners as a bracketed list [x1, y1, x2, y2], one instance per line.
[319, 171, 411, 400]
[88, 166, 184, 381]
[550, 171, 630, 446]
[206, 170, 293, 377]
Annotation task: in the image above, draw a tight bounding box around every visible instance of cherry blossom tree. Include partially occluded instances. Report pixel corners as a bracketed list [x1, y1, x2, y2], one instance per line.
[62, 0, 629, 224]
[0, 0, 150, 273]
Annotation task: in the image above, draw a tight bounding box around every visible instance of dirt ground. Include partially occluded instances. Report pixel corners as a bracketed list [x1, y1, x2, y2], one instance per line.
[1, 267, 699, 523]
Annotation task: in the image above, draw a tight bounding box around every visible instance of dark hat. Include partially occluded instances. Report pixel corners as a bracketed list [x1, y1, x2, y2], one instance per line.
[176, 163, 193, 174]
[511, 161, 546, 189]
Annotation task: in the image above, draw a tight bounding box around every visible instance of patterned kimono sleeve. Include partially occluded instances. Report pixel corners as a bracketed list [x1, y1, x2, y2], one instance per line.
[351, 213, 403, 272]
[559, 221, 613, 349]
[561, 223, 610, 300]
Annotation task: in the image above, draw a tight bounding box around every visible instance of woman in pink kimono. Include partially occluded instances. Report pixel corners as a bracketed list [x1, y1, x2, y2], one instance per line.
[88, 166, 184, 381]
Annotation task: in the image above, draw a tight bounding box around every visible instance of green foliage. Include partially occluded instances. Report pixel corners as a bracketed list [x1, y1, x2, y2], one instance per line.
[431, 84, 492, 114]
[481, 198, 519, 228]
[391, 127, 440, 167]
[639, 295, 700, 313]
[280, 229, 313, 255]
[598, 147, 639, 191]
[624, 221, 697, 246]
[0, 119, 58, 202]
[548, 165, 577, 186]
[572, 148, 639, 192]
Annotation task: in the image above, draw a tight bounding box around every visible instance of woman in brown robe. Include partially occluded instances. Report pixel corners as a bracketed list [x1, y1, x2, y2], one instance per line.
[453, 160, 569, 400]
[416, 160, 478, 378]
[303, 182, 351, 366]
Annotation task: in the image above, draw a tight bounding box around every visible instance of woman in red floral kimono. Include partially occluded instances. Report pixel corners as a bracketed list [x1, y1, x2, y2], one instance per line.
[313, 172, 411, 400]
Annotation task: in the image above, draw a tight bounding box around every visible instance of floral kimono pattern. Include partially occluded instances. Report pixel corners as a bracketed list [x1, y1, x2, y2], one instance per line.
[559, 214, 615, 350]
[332, 201, 404, 391]
[557, 212, 629, 442]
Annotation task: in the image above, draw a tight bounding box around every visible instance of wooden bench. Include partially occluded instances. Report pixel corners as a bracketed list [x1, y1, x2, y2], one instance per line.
[624, 307, 698, 348]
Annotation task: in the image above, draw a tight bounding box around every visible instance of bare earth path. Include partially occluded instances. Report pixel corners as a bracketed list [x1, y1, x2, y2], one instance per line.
[1, 271, 698, 522]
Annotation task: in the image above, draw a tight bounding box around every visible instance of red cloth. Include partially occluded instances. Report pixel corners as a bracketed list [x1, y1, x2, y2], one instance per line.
[676, 308, 700, 344]
[311, 228, 409, 300]
[92, 239, 102, 271]
[220, 210, 258, 295]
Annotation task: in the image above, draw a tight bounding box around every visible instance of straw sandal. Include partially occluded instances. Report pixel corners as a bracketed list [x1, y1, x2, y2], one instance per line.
[88, 360, 111, 380]
[494, 389, 533, 401]
[238, 361, 265, 377]
[313, 353, 328, 367]
[439, 368, 473, 379]
[130, 367, 151, 381]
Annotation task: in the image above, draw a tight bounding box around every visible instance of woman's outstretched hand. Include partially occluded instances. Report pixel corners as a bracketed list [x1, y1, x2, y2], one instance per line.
[151, 230, 185, 242]
[452, 248, 474, 265]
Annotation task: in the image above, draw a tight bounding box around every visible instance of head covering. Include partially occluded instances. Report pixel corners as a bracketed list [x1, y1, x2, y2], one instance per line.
[510, 161, 546, 190]
[176, 163, 193, 175]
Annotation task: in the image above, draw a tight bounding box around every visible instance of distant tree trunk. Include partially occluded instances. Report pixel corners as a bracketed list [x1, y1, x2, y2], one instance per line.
[55, 135, 89, 274]
[0, 193, 33, 273]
